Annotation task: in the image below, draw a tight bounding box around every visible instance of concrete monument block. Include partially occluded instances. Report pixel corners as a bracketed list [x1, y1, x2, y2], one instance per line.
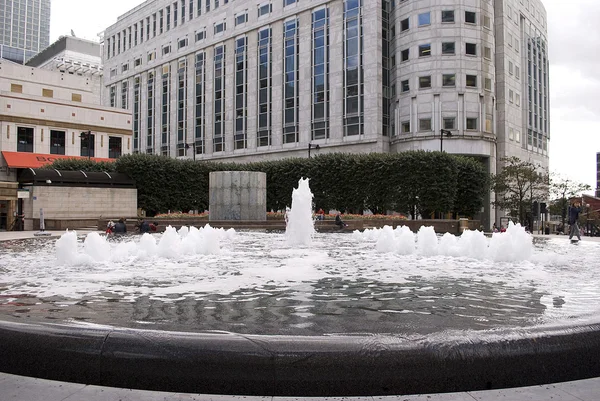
[209, 171, 267, 221]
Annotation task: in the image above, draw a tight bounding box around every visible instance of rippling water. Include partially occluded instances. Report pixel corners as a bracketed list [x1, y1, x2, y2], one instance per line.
[0, 230, 598, 335]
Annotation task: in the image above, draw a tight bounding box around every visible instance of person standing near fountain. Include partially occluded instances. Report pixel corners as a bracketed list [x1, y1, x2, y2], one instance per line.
[568, 200, 582, 242]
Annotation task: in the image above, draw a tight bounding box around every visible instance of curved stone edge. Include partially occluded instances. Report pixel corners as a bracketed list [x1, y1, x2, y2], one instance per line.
[1, 319, 600, 397]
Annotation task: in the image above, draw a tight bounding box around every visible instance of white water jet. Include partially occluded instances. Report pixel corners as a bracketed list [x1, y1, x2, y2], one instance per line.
[355, 221, 535, 262]
[54, 224, 229, 265]
[285, 178, 315, 246]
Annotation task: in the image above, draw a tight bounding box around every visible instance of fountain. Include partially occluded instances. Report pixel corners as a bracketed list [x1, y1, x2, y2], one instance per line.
[1, 180, 600, 396]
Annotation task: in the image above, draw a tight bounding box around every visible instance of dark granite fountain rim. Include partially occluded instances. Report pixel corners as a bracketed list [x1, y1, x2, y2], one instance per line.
[1, 317, 600, 397]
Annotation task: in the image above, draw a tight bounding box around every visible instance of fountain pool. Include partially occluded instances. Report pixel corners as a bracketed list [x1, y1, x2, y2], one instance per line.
[1, 180, 600, 396]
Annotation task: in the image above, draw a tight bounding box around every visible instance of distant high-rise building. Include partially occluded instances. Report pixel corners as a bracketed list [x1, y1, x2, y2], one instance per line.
[0, 0, 51, 64]
[596, 152, 599, 198]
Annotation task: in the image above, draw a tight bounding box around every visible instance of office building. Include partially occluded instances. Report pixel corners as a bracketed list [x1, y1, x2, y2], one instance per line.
[0, 0, 51, 64]
[102, 0, 550, 226]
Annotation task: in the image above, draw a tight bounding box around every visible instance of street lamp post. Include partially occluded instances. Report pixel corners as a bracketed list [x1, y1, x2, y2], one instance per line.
[79, 130, 92, 160]
[308, 143, 320, 158]
[440, 129, 453, 152]
[185, 143, 196, 161]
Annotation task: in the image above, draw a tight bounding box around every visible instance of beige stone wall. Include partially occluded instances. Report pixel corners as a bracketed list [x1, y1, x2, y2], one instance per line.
[21, 186, 137, 230]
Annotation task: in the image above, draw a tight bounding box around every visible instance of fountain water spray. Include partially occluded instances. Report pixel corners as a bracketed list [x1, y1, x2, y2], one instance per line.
[285, 178, 315, 246]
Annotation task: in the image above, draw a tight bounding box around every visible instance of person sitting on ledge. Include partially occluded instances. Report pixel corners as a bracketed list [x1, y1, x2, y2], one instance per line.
[138, 220, 151, 234]
[113, 218, 127, 234]
[335, 213, 348, 228]
[149, 222, 159, 232]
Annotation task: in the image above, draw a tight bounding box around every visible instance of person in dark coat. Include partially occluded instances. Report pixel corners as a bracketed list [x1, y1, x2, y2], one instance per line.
[138, 220, 151, 233]
[335, 213, 348, 228]
[568, 201, 582, 241]
[113, 218, 127, 234]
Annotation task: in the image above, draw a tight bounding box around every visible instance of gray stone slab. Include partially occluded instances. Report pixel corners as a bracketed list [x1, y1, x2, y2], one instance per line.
[0, 373, 86, 401]
[554, 378, 600, 401]
[64, 386, 271, 401]
[466, 384, 582, 400]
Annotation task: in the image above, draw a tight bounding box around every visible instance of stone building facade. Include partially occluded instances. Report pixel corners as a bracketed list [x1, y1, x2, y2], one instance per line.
[102, 0, 550, 226]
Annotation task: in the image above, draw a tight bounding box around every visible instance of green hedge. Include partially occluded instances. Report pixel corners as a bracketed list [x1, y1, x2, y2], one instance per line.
[47, 152, 488, 217]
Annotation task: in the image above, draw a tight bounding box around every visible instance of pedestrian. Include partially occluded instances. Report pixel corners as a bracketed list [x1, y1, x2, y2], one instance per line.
[149, 221, 159, 232]
[335, 213, 348, 228]
[138, 219, 151, 233]
[568, 200, 582, 241]
[113, 218, 127, 234]
[317, 208, 325, 221]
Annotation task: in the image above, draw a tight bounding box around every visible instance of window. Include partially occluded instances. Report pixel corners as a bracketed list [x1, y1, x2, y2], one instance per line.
[401, 79, 409, 92]
[466, 43, 477, 56]
[509, 89, 514, 103]
[109, 137, 122, 158]
[443, 117, 455, 130]
[235, 12, 248, 26]
[178, 37, 188, 49]
[419, 44, 431, 57]
[465, 11, 476, 24]
[509, 61, 513, 75]
[442, 42, 455, 54]
[401, 121, 410, 133]
[50, 130, 65, 155]
[483, 15, 491, 28]
[72, 93, 82, 102]
[110, 68, 117, 78]
[466, 118, 478, 130]
[419, 118, 431, 131]
[81, 133, 95, 157]
[400, 18, 409, 31]
[484, 46, 491, 59]
[195, 29, 206, 41]
[401, 49, 409, 61]
[148, 51, 156, 62]
[515, 66, 520, 79]
[122, 63, 129, 72]
[515, 130, 520, 143]
[258, 3, 272, 17]
[509, 127, 514, 140]
[466, 74, 477, 87]
[284, 0, 296, 6]
[162, 45, 171, 55]
[214, 21, 226, 34]
[418, 12, 430, 26]
[484, 77, 492, 91]
[42, 88, 53, 98]
[516, 93, 521, 106]
[10, 84, 22, 93]
[442, 74, 455, 87]
[419, 76, 431, 89]
[441, 10, 454, 23]
[134, 57, 142, 67]
[17, 127, 34, 152]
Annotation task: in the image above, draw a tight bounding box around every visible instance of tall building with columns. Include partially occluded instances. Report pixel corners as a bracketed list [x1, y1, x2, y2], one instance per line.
[102, 0, 550, 225]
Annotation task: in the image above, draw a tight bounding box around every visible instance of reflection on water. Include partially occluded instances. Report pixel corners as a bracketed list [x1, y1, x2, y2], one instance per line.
[0, 231, 599, 336]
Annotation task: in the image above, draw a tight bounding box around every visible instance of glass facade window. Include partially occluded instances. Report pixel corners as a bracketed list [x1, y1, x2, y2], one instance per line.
[177, 59, 188, 156]
[235, 37, 248, 150]
[134, 77, 140, 151]
[214, 45, 226, 153]
[419, 76, 431, 89]
[382, 0, 390, 137]
[161, 65, 171, 156]
[0, 0, 51, 64]
[283, 19, 299, 144]
[147, 72, 155, 154]
[312, 8, 329, 140]
[81, 134, 95, 157]
[257, 29, 272, 147]
[442, 42, 455, 54]
[195, 52, 206, 154]
[441, 10, 455, 23]
[418, 12, 431, 26]
[442, 74, 455, 87]
[121, 80, 129, 109]
[110, 85, 116, 107]
[17, 127, 34, 152]
[109, 137, 122, 159]
[50, 130, 65, 155]
[344, 0, 363, 137]
[418, 44, 431, 57]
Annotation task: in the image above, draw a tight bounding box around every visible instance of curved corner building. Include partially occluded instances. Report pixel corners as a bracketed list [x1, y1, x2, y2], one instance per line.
[101, 0, 550, 226]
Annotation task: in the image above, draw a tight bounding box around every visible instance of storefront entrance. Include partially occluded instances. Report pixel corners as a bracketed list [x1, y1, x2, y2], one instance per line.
[0, 200, 7, 230]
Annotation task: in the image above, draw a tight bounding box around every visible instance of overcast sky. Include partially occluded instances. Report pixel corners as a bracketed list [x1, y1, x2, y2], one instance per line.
[49, 0, 600, 193]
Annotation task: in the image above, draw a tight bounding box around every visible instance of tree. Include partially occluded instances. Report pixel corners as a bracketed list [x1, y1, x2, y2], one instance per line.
[549, 175, 591, 229]
[491, 157, 549, 226]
